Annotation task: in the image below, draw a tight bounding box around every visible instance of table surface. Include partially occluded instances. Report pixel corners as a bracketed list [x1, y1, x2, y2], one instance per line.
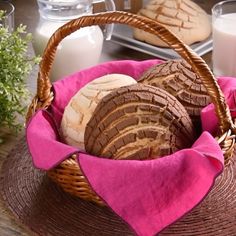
[0, 0, 222, 235]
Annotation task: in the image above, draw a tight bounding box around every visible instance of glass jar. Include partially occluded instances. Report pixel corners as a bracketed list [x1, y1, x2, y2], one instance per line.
[33, 0, 115, 81]
[0, 2, 15, 32]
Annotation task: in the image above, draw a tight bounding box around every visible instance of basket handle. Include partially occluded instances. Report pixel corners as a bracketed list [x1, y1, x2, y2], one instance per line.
[26, 11, 236, 153]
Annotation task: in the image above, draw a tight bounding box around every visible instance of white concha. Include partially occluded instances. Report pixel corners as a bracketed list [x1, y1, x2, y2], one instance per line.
[61, 74, 137, 150]
[133, 0, 211, 47]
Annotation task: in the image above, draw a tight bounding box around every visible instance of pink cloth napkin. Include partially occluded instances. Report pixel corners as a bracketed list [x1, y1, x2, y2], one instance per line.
[26, 60, 234, 236]
[78, 132, 223, 236]
[201, 77, 236, 135]
[26, 110, 79, 169]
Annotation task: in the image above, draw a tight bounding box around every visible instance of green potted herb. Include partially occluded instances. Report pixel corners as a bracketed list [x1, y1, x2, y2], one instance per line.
[0, 11, 39, 143]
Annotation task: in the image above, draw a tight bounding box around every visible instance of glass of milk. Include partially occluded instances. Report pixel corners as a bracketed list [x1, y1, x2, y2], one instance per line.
[33, 0, 115, 81]
[212, 0, 236, 77]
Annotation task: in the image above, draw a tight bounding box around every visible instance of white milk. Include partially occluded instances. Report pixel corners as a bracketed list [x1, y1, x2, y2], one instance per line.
[33, 21, 104, 81]
[212, 13, 236, 77]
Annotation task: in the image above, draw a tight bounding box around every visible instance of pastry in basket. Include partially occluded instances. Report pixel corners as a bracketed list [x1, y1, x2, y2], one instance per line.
[138, 59, 211, 127]
[133, 0, 211, 47]
[61, 74, 137, 149]
[85, 83, 196, 160]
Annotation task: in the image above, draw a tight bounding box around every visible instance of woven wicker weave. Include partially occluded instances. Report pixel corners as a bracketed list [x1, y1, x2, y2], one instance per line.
[26, 11, 236, 205]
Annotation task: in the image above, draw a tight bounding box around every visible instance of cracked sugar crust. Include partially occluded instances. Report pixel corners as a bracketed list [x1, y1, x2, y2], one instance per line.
[60, 74, 137, 150]
[85, 83, 196, 160]
[138, 59, 211, 121]
[133, 0, 211, 46]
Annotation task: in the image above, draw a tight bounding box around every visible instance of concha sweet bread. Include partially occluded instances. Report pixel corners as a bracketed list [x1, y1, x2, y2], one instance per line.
[133, 0, 211, 47]
[138, 59, 211, 125]
[61, 74, 137, 150]
[85, 83, 196, 160]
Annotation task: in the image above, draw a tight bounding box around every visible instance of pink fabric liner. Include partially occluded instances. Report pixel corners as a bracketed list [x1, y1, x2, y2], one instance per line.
[79, 132, 223, 236]
[26, 60, 236, 236]
[201, 77, 236, 135]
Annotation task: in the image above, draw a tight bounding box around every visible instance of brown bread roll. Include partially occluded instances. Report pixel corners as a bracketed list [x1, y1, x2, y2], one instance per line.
[85, 83, 196, 160]
[133, 0, 211, 47]
[138, 59, 211, 126]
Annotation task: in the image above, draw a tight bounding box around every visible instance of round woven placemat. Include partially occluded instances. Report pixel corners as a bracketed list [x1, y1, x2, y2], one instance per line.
[1, 138, 236, 236]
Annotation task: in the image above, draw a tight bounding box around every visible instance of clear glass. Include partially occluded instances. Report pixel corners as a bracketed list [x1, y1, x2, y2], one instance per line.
[33, 0, 115, 81]
[212, 0, 236, 77]
[0, 2, 14, 32]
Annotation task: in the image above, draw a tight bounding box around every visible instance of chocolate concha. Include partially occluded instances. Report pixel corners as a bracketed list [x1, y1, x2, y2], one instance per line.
[138, 59, 211, 124]
[61, 74, 137, 150]
[133, 0, 211, 47]
[85, 83, 196, 160]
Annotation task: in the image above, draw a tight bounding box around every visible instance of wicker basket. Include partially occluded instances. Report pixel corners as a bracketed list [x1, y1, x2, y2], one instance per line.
[26, 11, 236, 206]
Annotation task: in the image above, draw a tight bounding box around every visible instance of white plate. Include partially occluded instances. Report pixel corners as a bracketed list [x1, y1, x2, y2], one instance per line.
[111, 24, 212, 60]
